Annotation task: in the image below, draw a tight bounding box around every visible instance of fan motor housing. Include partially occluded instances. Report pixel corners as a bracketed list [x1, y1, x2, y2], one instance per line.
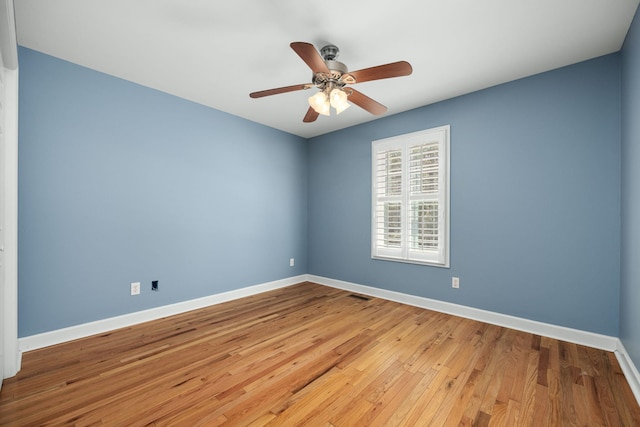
[312, 58, 349, 87]
[321, 44, 348, 77]
[326, 60, 348, 75]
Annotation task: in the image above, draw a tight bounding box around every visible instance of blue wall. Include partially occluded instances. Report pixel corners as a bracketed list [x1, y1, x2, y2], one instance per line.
[308, 54, 621, 336]
[621, 8, 640, 370]
[18, 48, 308, 337]
[19, 46, 625, 339]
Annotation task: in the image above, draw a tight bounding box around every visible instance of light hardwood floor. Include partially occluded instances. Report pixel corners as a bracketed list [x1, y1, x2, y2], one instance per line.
[1, 282, 639, 426]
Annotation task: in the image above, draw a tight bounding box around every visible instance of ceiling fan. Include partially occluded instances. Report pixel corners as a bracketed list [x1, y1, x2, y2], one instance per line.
[249, 42, 413, 123]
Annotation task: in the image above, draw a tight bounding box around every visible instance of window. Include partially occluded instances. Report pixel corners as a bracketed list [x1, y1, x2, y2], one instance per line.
[372, 125, 450, 267]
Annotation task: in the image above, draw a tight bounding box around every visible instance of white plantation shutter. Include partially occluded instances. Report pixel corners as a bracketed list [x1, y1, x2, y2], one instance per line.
[374, 149, 403, 258]
[372, 126, 450, 267]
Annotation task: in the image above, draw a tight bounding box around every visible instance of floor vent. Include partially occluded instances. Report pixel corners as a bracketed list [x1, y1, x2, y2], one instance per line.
[348, 294, 371, 301]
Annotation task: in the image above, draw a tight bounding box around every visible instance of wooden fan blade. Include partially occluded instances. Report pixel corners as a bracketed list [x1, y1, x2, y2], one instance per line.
[345, 61, 412, 84]
[347, 88, 387, 115]
[303, 107, 320, 123]
[250, 83, 312, 98]
[290, 42, 330, 74]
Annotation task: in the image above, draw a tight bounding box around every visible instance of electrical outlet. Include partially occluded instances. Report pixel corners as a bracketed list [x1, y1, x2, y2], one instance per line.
[131, 282, 141, 295]
[152, 280, 158, 291]
[452, 277, 460, 289]
[290, 258, 295, 267]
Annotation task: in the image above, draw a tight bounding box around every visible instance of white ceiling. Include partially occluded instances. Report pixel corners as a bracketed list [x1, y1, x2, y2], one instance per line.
[14, 0, 640, 139]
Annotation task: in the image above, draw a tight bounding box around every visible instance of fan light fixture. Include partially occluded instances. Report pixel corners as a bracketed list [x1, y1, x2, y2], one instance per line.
[308, 87, 350, 116]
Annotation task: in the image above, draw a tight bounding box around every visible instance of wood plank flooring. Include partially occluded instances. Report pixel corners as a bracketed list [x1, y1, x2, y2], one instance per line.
[1, 282, 639, 426]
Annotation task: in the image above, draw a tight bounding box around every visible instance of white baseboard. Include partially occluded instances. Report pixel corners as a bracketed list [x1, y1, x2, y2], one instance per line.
[21, 273, 620, 353]
[615, 339, 640, 405]
[17, 273, 640, 407]
[308, 275, 619, 351]
[19, 275, 307, 353]
[310, 275, 640, 406]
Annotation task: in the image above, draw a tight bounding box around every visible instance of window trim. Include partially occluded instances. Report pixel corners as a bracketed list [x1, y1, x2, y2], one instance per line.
[371, 125, 450, 268]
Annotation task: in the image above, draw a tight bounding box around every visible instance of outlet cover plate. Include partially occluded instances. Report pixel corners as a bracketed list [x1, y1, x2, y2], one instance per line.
[131, 282, 141, 295]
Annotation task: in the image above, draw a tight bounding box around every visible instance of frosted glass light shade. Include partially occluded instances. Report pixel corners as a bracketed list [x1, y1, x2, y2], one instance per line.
[329, 88, 350, 114]
[308, 92, 330, 116]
